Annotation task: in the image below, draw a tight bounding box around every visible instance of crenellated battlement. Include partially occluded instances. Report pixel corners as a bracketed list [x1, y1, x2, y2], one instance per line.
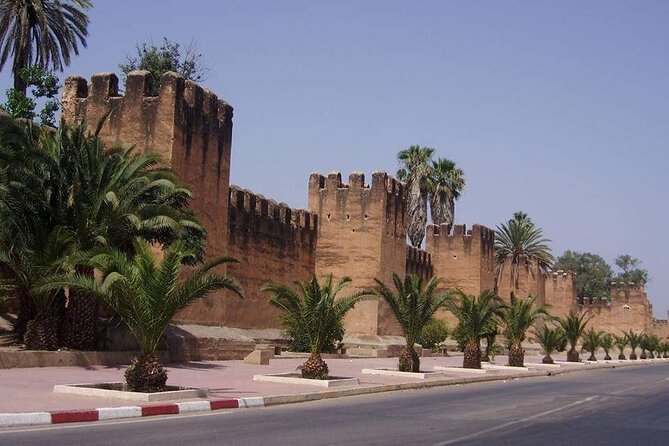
[427, 223, 496, 253]
[228, 185, 317, 249]
[406, 245, 433, 281]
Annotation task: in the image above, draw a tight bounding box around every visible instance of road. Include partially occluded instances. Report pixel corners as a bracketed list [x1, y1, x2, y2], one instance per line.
[2, 364, 668, 446]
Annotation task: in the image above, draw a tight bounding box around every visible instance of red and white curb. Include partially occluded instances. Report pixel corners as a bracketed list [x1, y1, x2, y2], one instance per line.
[0, 397, 265, 428]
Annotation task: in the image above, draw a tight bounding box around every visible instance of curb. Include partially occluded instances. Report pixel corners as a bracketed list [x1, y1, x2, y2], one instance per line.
[0, 360, 665, 429]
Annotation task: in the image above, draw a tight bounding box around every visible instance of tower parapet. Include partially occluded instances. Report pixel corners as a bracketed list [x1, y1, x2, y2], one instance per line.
[544, 270, 577, 318]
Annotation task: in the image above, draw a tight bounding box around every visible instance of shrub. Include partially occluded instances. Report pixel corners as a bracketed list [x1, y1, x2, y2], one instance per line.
[417, 318, 449, 349]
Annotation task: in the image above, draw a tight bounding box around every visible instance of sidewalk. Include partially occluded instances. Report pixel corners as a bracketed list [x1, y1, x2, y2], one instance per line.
[0, 352, 665, 427]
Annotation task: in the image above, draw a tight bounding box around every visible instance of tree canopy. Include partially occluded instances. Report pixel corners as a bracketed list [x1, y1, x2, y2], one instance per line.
[614, 254, 648, 285]
[553, 250, 613, 298]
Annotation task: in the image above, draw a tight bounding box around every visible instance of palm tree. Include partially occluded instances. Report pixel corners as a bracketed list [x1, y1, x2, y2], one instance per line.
[533, 324, 566, 364]
[626, 330, 642, 360]
[397, 145, 434, 247]
[645, 334, 660, 359]
[445, 290, 503, 369]
[263, 275, 368, 379]
[662, 342, 669, 359]
[0, 0, 92, 95]
[498, 293, 548, 367]
[613, 333, 629, 360]
[480, 318, 498, 362]
[371, 274, 450, 372]
[556, 311, 590, 362]
[0, 119, 204, 350]
[599, 332, 614, 361]
[639, 334, 650, 359]
[581, 328, 603, 361]
[426, 157, 465, 234]
[39, 239, 243, 392]
[494, 212, 554, 294]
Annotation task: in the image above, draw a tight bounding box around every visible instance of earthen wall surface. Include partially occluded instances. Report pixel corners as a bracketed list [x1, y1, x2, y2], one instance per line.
[405, 246, 433, 281]
[543, 271, 576, 319]
[309, 171, 406, 336]
[578, 284, 653, 335]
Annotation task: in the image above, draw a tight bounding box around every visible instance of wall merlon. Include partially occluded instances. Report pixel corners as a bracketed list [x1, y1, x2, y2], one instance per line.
[89, 72, 119, 100]
[125, 70, 155, 99]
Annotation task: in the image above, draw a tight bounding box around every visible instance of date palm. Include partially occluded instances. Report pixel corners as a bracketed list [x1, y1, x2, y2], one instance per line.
[498, 293, 548, 367]
[614, 333, 629, 360]
[445, 290, 503, 369]
[556, 311, 589, 362]
[39, 239, 243, 392]
[426, 157, 465, 234]
[397, 145, 434, 247]
[494, 212, 554, 294]
[599, 332, 614, 361]
[371, 274, 450, 372]
[645, 334, 660, 359]
[625, 330, 642, 360]
[264, 275, 368, 379]
[581, 328, 603, 361]
[533, 324, 566, 364]
[0, 0, 91, 94]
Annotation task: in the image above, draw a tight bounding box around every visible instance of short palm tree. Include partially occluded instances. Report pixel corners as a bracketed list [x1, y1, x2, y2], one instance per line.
[264, 275, 368, 379]
[397, 145, 434, 248]
[480, 318, 498, 362]
[599, 333, 614, 361]
[662, 342, 669, 359]
[645, 334, 660, 359]
[581, 328, 603, 361]
[494, 212, 554, 293]
[426, 157, 465, 234]
[533, 324, 566, 364]
[39, 239, 243, 392]
[371, 274, 450, 372]
[613, 333, 629, 360]
[639, 334, 650, 360]
[445, 290, 503, 369]
[0, 0, 92, 94]
[556, 311, 590, 362]
[626, 330, 642, 360]
[498, 293, 548, 367]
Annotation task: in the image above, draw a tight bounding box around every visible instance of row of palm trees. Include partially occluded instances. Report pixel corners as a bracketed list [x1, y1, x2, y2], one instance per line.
[264, 273, 553, 378]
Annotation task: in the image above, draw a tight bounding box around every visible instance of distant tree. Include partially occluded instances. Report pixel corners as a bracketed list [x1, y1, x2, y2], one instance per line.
[1, 66, 60, 126]
[119, 37, 209, 95]
[613, 254, 648, 285]
[0, 0, 91, 95]
[553, 251, 613, 298]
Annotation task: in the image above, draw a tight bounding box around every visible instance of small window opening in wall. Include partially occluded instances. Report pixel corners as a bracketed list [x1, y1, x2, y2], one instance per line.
[352, 229, 356, 233]
[346, 214, 350, 221]
[327, 213, 331, 221]
[364, 214, 369, 220]
[453, 255, 457, 259]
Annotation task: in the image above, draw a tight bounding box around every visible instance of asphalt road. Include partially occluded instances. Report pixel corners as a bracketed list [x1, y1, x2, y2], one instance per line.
[2, 364, 669, 446]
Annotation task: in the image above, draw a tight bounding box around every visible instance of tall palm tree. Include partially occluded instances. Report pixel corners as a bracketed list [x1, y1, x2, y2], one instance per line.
[446, 290, 503, 369]
[533, 324, 566, 364]
[613, 333, 629, 360]
[426, 157, 465, 234]
[625, 330, 642, 360]
[0, 0, 91, 95]
[371, 274, 450, 372]
[494, 212, 554, 294]
[498, 293, 548, 367]
[397, 145, 434, 248]
[556, 311, 589, 362]
[581, 328, 603, 361]
[38, 239, 243, 392]
[599, 333, 614, 361]
[263, 275, 368, 379]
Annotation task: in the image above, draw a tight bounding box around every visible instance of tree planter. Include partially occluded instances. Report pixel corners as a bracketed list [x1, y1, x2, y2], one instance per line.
[53, 382, 208, 402]
[361, 368, 445, 380]
[253, 373, 359, 388]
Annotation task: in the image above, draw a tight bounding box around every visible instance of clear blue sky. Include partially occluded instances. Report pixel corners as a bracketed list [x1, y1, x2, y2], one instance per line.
[2, 1, 667, 316]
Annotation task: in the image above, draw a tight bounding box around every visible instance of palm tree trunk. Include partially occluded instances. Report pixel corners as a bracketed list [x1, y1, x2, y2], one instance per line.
[301, 352, 329, 379]
[588, 351, 596, 361]
[629, 351, 637, 360]
[463, 341, 481, 369]
[59, 266, 98, 350]
[604, 352, 612, 361]
[399, 345, 420, 372]
[567, 347, 580, 362]
[640, 350, 647, 360]
[14, 289, 36, 343]
[542, 354, 554, 364]
[445, 194, 455, 234]
[618, 353, 626, 360]
[508, 343, 525, 367]
[407, 181, 427, 247]
[24, 292, 64, 351]
[124, 353, 168, 392]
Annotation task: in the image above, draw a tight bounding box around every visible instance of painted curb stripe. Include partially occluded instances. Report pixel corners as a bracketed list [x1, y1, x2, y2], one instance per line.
[0, 412, 51, 427]
[141, 404, 179, 417]
[210, 399, 239, 410]
[51, 409, 99, 424]
[237, 397, 265, 408]
[176, 401, 211, 413]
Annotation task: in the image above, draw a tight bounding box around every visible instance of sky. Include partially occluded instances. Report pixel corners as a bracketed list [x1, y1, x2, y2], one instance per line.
[2, 1, 667, 316]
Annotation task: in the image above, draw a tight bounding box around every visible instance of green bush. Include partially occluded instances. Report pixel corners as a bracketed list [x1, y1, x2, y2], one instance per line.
[417, 318, 449, 349]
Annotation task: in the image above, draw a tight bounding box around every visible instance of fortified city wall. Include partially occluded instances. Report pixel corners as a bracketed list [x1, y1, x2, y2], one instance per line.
[61, 71, 663, 340]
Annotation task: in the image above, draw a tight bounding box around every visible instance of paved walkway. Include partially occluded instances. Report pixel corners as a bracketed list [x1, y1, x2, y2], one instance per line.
[0, 351, 660, 414]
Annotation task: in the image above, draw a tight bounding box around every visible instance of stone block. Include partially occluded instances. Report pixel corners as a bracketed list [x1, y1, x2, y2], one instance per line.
[244, 349, 272, 365]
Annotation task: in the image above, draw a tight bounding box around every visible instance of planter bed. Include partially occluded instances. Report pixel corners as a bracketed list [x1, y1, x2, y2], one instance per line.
[360, 368, 446, 380]
[482, 363, 530, 372]
[53, 382, 208, 402]
[432, 366, 489, 375]
[253, 372, 359, 388]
